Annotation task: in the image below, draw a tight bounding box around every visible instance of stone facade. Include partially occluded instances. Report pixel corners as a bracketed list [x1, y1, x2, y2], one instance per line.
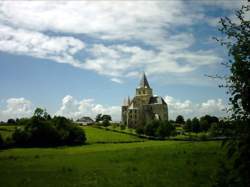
[121, 73, 168, 128]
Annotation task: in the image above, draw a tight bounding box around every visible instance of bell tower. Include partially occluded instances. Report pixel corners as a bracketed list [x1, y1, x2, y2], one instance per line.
[136, 72, 153, 105]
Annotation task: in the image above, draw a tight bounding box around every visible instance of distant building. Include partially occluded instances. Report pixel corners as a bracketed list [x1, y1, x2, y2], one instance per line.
[76, 116, 94, 125]
[121, 72, 168, 128]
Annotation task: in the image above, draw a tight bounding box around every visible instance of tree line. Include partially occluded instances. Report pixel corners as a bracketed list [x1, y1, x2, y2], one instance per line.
[0, 108, 86, 148]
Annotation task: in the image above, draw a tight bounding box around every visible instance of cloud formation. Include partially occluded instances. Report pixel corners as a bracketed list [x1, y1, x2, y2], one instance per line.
[0, 1, 229, 84]
[55, 95, 121, 121]
[0, 95, 227, 121]
[165, 95, 227, 120]
[0, 98, 33, 120]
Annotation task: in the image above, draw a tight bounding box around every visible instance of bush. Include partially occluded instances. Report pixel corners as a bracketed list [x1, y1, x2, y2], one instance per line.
[0, 134, 3, 146]
[156, 122, 175, 138]
[11, 109, 87, 147]
[12, 127, 31, 146]
[135, 126, 144, 134]
[142, 120, 176, 138]
[66, 126, 86, 145]
[120, 124, 126, 130]
[102, 119, 110, 127]
[144, 121, 160, 136]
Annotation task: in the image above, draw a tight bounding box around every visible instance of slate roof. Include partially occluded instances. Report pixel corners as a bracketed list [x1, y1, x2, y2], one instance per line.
[148, 96, 167, 105]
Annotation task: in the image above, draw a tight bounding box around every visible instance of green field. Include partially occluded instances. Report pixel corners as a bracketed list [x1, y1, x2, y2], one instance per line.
[84, 126, 143, 143]
[0, 126, 224, 187]
[0, 125, 16, 140]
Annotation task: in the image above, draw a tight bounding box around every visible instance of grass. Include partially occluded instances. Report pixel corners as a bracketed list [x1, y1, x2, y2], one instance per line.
[0, 140, 224, 187]
[83, 126, 143, 143]
[0, 125, 16, 140]
[0, 126, 225, 187]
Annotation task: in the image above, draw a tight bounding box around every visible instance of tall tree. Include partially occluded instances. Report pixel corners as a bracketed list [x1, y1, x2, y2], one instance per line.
[214, 4, 250, 187]
[176, 115, 185, 124]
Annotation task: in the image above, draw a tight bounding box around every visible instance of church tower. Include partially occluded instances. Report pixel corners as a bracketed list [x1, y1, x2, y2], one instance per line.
[121, 72, 168, 128]
[135, 72, 153, 105]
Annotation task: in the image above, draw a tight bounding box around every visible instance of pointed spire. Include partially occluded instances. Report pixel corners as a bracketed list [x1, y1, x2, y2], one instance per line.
[139, 72, 150, 88]
[123, 97, 128, 106]
[128, 96, 131, 105]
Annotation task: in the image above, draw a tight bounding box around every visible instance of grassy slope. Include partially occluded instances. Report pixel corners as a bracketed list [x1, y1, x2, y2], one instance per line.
[0, 125, 16, 139]
[0, 127, 224, 187]
[84, 126, 143, 143]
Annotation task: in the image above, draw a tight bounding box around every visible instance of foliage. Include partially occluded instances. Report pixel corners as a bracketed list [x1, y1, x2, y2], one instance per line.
[144, 120, 160, 137]
[11, 108, 86, 147]
[213, 4, 250, 187]
[138, 120, 176, 138]
[95, 114, 102, 122]
[7, 118, 16, 125]
[120, 124, 126, 130]
[184, 118, 192, 132]
[0, 133, 3, 146]
[102, 119, 110, 127]
[176, 115, 185, 124]
[95, 114, 112, 123]
[191, 117, 200, 133]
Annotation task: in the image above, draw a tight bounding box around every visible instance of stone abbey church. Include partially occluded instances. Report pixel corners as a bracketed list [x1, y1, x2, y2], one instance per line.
[121, 73, 168, 128]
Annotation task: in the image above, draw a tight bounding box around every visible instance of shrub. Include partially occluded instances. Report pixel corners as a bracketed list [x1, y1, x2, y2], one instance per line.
[12, 127, 31, 146]
[11, 109, 87, 147]
[184, 119, 192, 132]
[156, 121, 176, 138]
[0, 133, 3, 146]
[102, 119, 110, 127]
[135, 126, 144, 134]
[144, 121, 160, 136]
[120, 124, 126, 130]
[66, 125, 86, 145]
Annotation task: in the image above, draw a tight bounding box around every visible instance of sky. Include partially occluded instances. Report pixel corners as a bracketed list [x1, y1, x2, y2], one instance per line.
[0, 0, 249, 121]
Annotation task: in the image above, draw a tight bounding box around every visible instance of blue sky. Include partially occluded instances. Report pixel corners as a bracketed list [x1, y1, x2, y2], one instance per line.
[0, 0, 248, 121]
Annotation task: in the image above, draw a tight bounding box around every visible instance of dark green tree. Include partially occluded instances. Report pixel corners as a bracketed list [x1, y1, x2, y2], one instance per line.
[102, 114, 112, 121]
[191, 117, 200, 133]
[95, 114, 102, 122]
[7, 118, 16, 124]
[176, 115, 185, 124]
[0, 133, 3, 146]
[213, 4, 250, 187]
[200, 119, 210, 132]
[184, 118, 192, 132]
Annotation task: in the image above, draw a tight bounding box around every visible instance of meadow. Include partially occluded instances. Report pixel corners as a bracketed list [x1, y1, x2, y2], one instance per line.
[0, 126, 224, 187]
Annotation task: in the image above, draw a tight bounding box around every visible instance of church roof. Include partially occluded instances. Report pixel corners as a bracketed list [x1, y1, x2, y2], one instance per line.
[149, 96, 167, 105]
[139, 72, 150, 88]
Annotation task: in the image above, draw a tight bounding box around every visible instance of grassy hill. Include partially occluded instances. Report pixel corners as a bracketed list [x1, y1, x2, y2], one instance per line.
[0, 126, 224, 187]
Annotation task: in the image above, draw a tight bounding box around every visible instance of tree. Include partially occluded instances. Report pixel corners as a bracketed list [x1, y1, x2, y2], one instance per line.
[176, 115, 185, 124]
[33, 108, 50, 120]
[213, 4, 250, 187]
[184, 118, 192, 132]
[191, 117, 200, 133]
[102, 114, 112, 121]
[200, 119, 210, 132]
[7, 118, 16, 124]
[156, 121, 175, 138]
[0, 134, 3, 146]
[95, 114, 102, 122]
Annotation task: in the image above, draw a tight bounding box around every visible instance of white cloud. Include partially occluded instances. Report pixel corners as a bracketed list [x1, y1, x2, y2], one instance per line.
[0, 1, 225, 84]
[164, 95, 227, 120]
[0, 97, 33, 120]
[56, 95, 121, 121]
[0, 95, 227, 122]
[0, 24, 85, 68]
[0, 1, 201, 38]
[111, 78, 123, 84]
